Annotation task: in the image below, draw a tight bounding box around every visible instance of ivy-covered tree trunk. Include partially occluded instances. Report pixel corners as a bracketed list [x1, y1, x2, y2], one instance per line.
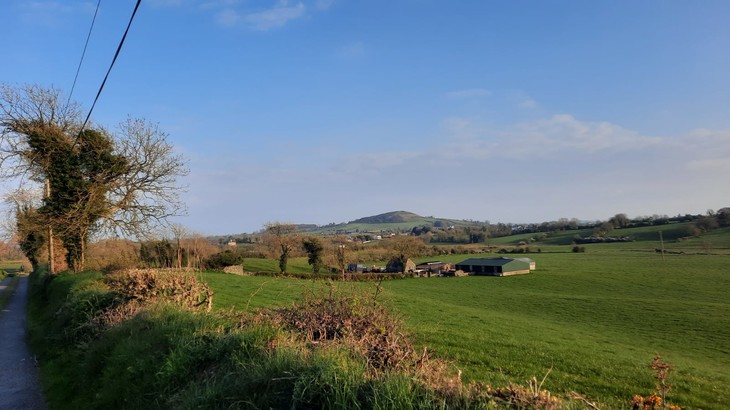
[279, 245, 290, 273]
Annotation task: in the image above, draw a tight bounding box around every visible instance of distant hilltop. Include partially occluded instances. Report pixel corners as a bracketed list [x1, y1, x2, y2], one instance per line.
[348, 211, 424, 224]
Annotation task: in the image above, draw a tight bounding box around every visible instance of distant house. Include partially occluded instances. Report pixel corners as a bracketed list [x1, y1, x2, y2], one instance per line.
[513, 257, 536, 270]
[455, 257, 531, 276]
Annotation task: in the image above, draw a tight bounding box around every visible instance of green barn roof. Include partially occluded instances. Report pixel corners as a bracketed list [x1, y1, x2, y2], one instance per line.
[455, 258, 530, 271]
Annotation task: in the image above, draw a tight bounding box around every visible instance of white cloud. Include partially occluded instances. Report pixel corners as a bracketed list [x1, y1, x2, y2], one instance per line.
[18, 1, 96, 26]
[151, 0, 329, 30]
[244, 0, 306, 31]
[315, 0, 335, 11]
[446, 88, 491, 99]
[216, 8, 241, 27]
[519, 97, 537, 109]
[439, 114, 663, 160]
[512, 114, 661, 154]
[147, 0, 187, 7]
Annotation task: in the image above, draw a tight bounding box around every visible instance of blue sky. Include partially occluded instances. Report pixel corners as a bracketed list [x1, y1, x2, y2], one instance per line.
[2, 0, 729, 234]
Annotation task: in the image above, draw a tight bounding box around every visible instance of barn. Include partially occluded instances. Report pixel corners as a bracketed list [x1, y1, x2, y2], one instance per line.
[514, 257, 536, 270]
[454, 257, 531, 276]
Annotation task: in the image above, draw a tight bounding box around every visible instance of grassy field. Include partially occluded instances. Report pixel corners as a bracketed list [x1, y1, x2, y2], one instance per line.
[488, 224, 730, 252]
[0, 260, 24, 270]
[203, 247, 730, 409]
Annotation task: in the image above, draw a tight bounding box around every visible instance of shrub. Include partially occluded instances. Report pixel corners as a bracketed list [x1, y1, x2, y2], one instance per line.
[204, 249, 244, 269]
[262, 286, 417, 373]
[105, 269, 213, 311]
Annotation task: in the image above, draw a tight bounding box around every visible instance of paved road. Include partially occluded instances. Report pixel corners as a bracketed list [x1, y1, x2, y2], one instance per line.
[0, 276, 47, 410]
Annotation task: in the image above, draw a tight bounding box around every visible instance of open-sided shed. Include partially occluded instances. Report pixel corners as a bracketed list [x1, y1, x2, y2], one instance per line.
[455, 257, 531, 276]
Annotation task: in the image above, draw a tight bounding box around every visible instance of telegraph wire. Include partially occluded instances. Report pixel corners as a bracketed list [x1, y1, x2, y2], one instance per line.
[75, 0, 142, 145]
[67, 0, 102, 107]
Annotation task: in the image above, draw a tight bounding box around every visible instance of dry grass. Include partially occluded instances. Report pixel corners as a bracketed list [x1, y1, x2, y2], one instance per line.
[261, 284, 417, 373]
[104, 269, 213, 311]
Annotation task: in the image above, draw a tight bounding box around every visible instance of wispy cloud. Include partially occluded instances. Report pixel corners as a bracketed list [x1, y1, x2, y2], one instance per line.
[243, 1, 306, 31]
[440, 114, 662, 159]
[519, 96, 537, 109]
[505, 90, 539, 109]
[18, 1, 96, 26]
[315, 0, 335, 11]
[153, 0, 319, 31]
[446, 88, 491, 99]
[215, 8, 241, 27]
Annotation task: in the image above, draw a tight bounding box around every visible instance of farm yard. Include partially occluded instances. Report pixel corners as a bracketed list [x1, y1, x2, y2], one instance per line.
[203, 248, 730, 409]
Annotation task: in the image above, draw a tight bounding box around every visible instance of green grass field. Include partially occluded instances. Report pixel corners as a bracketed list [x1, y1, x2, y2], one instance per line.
[488, 224, 730, 252]
[0, 260, 23, 270]
[203, 247, 730, 409]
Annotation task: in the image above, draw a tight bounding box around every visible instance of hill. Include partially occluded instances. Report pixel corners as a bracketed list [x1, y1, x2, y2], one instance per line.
[295, 211, 488, 234]
[349, 210, 423, 224]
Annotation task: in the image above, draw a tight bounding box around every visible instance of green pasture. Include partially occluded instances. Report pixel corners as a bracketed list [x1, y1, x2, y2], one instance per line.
[0, 260, 24, 280]
[241, 256, 313, 274]
[486, 224, 730, 253]
[0, 260, 23, 270]
[203, 250, 730, 409]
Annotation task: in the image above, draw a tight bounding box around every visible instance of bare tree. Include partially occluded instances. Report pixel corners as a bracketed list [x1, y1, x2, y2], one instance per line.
[101, 118, 188, 238]
[169, 223, 189, 269]
[330, 236, 349, 280]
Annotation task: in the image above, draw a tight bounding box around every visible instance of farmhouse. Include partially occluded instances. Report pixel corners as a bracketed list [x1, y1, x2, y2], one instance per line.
[455, 257, 531, 276]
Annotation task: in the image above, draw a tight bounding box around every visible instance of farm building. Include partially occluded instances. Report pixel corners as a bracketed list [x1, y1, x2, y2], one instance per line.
[455, 258, 531, 276]
[514, 257, 536, 270]
[386, 258, 416, 273]
[415, 261, 452, 274]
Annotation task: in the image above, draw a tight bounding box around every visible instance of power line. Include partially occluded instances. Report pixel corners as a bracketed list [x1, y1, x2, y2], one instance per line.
[67, 0, 102, 107]
[75, 0, 142, 145]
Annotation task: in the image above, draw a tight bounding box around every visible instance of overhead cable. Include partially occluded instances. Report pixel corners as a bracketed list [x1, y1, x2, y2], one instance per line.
[75, 0, 142, 145]
[67, 0, 102, 107]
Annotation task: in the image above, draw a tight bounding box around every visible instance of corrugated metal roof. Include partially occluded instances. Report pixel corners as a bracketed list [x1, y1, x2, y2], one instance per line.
[456, 258, 516, 267]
